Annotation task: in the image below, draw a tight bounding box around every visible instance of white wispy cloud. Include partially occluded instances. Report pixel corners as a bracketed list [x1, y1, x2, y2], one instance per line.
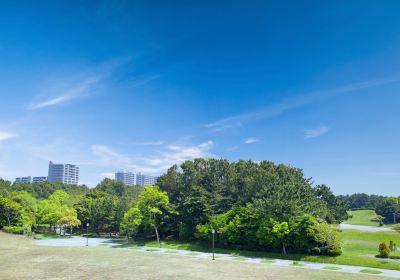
[28, 76, 103, 110]
[90, 141, 214, 174]
[131, 141, 164, 146]
[205, 76, 400, 132]
[126, 74, 161, 88]
[304, 126, 329, 139]
[0, 131, 17, 141]
[244, 138, 259, 144]
[91, 144, 131, 167]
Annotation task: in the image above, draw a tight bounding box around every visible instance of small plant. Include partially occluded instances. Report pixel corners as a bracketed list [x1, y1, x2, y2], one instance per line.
[323, 266, 342, 271]
[378, 242, 390, 258]
[360, 269, 383, 275]
[291, 261, 305, 267]
[233, 257, 248, 261]
[261, 260, 275, 264]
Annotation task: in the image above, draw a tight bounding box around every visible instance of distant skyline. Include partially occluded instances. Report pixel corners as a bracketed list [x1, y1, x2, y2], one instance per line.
[0, 1, 399, 194]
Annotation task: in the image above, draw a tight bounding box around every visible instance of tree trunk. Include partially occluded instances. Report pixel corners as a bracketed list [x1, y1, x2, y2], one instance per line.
[6, 215, 11, 226]
[282, 243, 287, 255]
[154, 224, 161, 247]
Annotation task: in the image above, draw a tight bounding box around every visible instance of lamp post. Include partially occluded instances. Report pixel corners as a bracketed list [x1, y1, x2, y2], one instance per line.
[86, 223, 89, 247]
[211, 229, 215, 260]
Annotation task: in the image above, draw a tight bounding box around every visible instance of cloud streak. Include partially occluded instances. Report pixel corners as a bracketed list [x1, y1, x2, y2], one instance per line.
[131, 141, 164, 146]
[244, 138, 259, 144]
[28, 76, 103, 110]
[0, 131, 17, 141]
[90, 141, 214, 174]
[205, 76, 400, 132]
[304, 126, 329, 139]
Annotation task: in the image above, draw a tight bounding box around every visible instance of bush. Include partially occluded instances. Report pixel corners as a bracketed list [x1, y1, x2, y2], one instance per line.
[312, 223, 342, 256]
[378, 242, 390, 258]
[3, 226, 24, 234]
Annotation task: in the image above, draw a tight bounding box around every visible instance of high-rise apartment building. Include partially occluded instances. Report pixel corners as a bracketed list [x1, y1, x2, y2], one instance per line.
[15, 176, 47, 183]
[136, 173, 157, 187]
[48, 161, 79, 185]
[33, 176, 47, 183]
[115, 170, 136, 186]
[15, 176, 32, 183]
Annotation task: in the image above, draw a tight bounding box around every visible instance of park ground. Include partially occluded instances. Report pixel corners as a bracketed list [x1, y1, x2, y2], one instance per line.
[0, 232, 393, 280]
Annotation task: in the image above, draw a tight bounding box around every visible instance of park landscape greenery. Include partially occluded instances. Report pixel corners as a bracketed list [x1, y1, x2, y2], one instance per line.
[1, 158, 400, 271]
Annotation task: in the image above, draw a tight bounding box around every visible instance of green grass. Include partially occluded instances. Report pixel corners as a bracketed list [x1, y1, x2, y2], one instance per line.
[302, 229, 400, 270]
[323, 266, 342, 270]
[98, 244, 109, 247]
[120, 230, 400, 271]
[186, 252, 201, 256]
[261, 259, 276, 264]
[360, 269, 383, 275]
[233, 257, 248, 261]
[346, 210, 379, 226]
[34, 233, 65, 240]
[2, 232, 386, 280]
[146, 248, 160, 252]
[291, 261, 306, 267]
[165, 250, 179, 254]
[211, 255, 224, 259]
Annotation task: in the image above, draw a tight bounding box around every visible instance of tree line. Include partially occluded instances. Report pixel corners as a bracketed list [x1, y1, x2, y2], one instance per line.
[2, 158, 392, 256]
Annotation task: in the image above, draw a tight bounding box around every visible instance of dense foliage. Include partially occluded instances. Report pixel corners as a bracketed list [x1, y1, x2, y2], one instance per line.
[337, 193, 386, 210]
[154, 159, 346, 255]
[375, 197, 400, 224]
[1, 158, 370, 257]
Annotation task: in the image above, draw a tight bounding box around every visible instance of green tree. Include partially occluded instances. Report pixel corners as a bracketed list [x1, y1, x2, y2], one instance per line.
[120, 207, 142, 240]
[376, 197, 400, 224]
[137, 186, 172, 247]
[58, 215, 81, 235]
[0, 197, 23, 226]
[257, 218, 291, 254]
[38, 191, 76, 233]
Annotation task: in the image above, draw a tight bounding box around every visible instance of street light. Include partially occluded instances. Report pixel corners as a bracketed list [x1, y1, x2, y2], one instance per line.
[211, 229, 216, 260]
[86, 223, 89, 246]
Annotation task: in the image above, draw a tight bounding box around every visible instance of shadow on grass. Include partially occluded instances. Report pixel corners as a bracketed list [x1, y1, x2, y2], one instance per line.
[112, 239, 310, 262]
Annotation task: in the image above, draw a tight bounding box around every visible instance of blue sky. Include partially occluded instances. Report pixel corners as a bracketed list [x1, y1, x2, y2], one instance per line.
[0, 1, 399, 194]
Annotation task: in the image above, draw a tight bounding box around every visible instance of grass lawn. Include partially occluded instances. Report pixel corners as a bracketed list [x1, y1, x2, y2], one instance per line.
[346, 210, 380, 226]
[121, 228, 400, 271]
[0, 232, 388, 280]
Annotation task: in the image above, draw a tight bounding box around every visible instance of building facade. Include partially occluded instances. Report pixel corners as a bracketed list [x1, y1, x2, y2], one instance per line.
[15, 176, 32, 183]
[48, 161, 79, 185]
[15, 176, 47, 183]
[115, 170, 136, 186]
[136, 173, 157, 187]
[33, 176, 47, 183]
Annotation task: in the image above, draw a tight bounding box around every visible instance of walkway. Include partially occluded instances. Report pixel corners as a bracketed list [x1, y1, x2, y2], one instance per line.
[339, 224, 393, 232]
[34, 236, 400, 279]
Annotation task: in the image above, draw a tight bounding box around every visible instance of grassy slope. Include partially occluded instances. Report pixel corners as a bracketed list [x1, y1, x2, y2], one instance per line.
[128, 229, 400, 271]
[346, 210, 379, 226]
[0, 232, 385, 280]
[304, 230, 400, 270]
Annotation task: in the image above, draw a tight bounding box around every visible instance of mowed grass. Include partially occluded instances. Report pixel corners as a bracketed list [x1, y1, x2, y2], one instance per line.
[122, 229, 400, 271]
[0, 232, 387, 280]
[345, 210, 380, 226]
[302, 229, 400, 270]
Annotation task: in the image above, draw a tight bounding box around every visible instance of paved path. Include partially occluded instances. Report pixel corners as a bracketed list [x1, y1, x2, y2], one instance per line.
[340, 224, 394, 232]
[34, 236, 400, 278]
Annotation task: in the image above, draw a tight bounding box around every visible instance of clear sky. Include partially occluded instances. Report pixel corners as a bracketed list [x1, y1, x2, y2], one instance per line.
[0, 1, 399, 194]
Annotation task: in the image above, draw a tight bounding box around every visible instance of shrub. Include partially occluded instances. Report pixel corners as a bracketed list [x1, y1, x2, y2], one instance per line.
[312, 223, 342, 256]
[378, 242, 390, 258]
[3, 226, 24, 234]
